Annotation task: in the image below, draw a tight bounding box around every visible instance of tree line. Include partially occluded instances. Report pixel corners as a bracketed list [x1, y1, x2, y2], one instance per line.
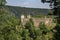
[0, 0, 60, 40]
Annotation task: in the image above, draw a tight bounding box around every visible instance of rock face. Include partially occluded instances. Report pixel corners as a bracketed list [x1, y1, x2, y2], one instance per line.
[21, 15, 55, 27]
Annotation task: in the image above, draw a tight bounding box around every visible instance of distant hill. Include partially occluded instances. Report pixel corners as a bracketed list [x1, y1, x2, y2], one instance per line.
[3, 5, 51, 18]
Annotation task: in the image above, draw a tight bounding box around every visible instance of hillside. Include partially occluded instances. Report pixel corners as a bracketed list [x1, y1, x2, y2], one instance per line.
[3, 5, 51, 18]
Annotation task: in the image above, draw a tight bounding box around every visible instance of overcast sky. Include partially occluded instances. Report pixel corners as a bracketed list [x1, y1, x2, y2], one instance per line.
[6, 0, 50, 8]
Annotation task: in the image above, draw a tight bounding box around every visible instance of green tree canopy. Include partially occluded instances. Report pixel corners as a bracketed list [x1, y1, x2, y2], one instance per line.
[0, 7, 20, 40]
[0, 0, 6, 6]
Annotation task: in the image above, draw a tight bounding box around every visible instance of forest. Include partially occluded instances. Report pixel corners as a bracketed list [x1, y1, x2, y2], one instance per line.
[0, 0, 60, 40]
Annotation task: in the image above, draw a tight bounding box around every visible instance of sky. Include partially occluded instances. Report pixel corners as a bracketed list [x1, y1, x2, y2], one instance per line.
[6, 0, 50, 8]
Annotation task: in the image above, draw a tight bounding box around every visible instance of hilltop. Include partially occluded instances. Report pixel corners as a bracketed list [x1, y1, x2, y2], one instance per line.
[2, 5, 51, 18]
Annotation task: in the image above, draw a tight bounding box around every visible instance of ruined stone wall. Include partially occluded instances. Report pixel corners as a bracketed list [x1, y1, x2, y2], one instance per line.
[21, 15, 55, 27]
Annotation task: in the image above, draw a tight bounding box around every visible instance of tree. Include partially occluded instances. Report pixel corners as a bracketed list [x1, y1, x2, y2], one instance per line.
[41, 0, 60, 40]
[25, 19, 36, 40]
[38, 22, 55, 40]
[0, 0, 6, 6]
[0, 7, 20, 40]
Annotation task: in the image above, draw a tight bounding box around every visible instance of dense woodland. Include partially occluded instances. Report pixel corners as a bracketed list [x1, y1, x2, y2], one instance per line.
[1, 6, 51, 18]
[0, 0, 60, 40]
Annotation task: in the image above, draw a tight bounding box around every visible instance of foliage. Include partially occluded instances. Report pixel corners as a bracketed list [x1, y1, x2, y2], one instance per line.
[0, 9, 57, 40]
[0, 7, 20, 40]
[38, 22, 55, 40]
[0, 4, 58, 40]
[25, 18, 36, 40]
[0, 0, 6, 6]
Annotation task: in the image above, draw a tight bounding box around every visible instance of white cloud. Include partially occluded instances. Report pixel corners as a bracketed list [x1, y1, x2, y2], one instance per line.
[6, 0, 50, 8]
